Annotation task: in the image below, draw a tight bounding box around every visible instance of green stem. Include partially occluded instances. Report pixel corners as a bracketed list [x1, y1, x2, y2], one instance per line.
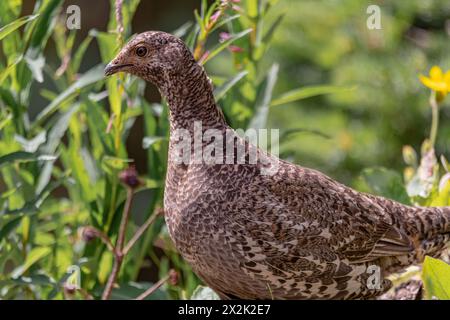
[131, 215, 156, 280]
[135, 274, 169, 300]
[102, 187, 134, 300]
[429, 91, 439, 147]
[90, 0, 127, 293]
[105, 178, 119, 233]
[86, 178, 118, 288]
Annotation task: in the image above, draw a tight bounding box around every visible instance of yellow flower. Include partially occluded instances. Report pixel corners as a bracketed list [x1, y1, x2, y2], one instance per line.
[419, 66, 450, 101]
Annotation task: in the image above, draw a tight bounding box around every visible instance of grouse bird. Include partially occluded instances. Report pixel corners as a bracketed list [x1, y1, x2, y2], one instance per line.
[105, 31, 450, 299]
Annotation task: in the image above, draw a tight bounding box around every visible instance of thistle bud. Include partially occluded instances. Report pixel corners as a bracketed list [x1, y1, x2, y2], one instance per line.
[168, 269, 179, 286]
[119, 166, 140, 189]
[64, 282, 77, 296]
[81, 226, 99, 242]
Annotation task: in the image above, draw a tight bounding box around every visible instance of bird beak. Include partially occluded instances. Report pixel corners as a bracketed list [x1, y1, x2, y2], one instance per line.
[104, 62, 133, 76]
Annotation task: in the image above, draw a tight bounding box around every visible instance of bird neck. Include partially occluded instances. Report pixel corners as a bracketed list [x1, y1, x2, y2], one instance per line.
[159, 62, 228, 135]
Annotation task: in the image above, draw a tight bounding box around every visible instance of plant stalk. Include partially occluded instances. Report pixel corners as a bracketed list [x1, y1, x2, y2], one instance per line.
[123, 209, 160, 255]
[135, 274, 169, 300]
[429, 91, 439, 147]
[101, 187, 134, 300]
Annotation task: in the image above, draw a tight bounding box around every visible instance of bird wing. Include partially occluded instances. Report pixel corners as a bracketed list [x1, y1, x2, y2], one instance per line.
[339, 219, 414, 263]
[330, 186, 415, 263]
[255, 162, 415, 264]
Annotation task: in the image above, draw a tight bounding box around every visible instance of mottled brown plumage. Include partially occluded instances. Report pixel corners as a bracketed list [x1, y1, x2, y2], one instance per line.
[105, 31, 450, 299]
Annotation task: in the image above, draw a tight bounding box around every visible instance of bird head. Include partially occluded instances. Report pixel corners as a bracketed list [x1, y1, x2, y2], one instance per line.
[104, 31, 193, 85]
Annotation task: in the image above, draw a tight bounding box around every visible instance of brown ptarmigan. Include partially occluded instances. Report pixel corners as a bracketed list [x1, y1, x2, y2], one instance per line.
[105, 31, 450, 300]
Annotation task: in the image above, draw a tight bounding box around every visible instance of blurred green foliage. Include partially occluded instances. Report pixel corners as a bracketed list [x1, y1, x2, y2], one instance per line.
[0, 0, 183, 300]
[262, 0, 450, 184]
[0, 0, 449, 300]
[422, 256, 450, 300]
[0, 0, 338, 300]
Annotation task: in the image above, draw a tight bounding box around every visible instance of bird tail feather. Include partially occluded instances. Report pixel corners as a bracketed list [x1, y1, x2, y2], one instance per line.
[410, 207, 450, 260]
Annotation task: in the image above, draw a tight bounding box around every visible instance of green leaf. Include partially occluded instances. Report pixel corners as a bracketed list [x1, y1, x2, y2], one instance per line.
[191, 286, 220, 300]
[14, 131, 46, 153]
[204, 1, 218, 26]
[172, 21, 193, 38]
[202, 29, 252, 65]
[0, 54, 23, 83]
[34, 64, 105, 126]
[0, 204, 39, 217]
[142, 136, 167, 150]
[0, 1, 22, 24]
[262, 14, 284, 44]
[279, 127, 331, 142]
[35, 160, 54, 195]
[200, 0, 208, 19]
[101, 156, 133, 173]
[27, 0, 63, 50]
[210, 14, 241, 33]
[84, 99, 114, 154]
[246, 0, 258, 18]
[11, 247, 52, 278]
[71, 35, 93, 74]
[0, 151, 56, 168]
[185, 24, 200, 50]
[63, 141, 96, 203]
[0, 112, 12, 131]
[0, 216, 23, 242]
[0, 151, 36, 167]
[422, 256, 450, 300]
[92, 30, 118, 62]
[41, 104, 79, 154]
[0, 273, 56, 288]
[214, 71, 248, 101]
[431, 175, 450, 206]
[98, 250, 113, 284]
[194, 10, 205, 36]
[271, 85, 356, 107]
[141, 178, 161, 189]
[25, 50, 45, 82]
[248, 63, 279, 130]
[358, 167, 411, 205]
[0, 14, 39, 41]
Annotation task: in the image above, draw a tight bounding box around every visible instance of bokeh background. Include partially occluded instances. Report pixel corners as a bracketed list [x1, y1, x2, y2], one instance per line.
[1, 0, 450, 300]
[24, 0, 450, 184]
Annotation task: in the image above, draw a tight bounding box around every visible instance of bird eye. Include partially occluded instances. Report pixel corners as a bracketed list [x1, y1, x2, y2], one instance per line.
[136, 46, 148, 57]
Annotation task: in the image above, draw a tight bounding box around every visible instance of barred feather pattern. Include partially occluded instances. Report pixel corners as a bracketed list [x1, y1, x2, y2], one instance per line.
[108, 31, 450, 299]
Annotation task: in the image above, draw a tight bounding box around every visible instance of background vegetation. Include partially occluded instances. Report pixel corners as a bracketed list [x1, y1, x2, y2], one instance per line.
[0, 0, 449, 300]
